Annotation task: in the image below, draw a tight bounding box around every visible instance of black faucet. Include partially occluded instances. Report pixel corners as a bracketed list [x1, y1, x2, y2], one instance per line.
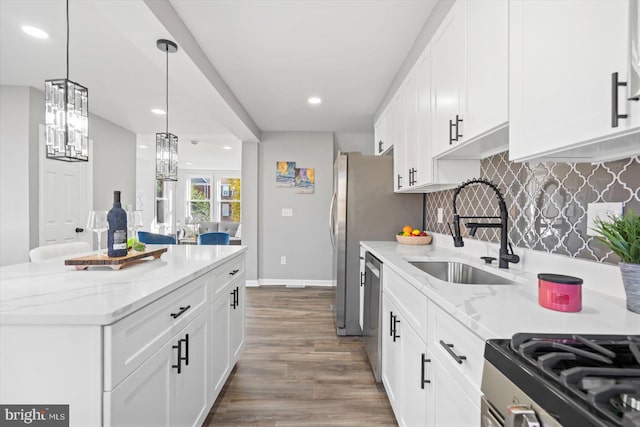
[449, 178, 520, 269]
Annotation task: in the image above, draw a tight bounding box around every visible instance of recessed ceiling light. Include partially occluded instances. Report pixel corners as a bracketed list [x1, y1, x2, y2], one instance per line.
[222, 146, 232, 150]
[308, 97, 322, 105]
[185, 162, 193, 165]
[21, 25, 49, 39]
[151, 108, 166, 115]
[139, 145, 148, 149]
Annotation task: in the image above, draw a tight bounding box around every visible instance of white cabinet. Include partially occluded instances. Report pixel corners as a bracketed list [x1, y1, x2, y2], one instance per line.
[381, 294, 401, 413]
[374, 108, 390, 155]
[105, 307, 210, 427]
[427, 352, 480, 427]
[432, 0, 467, 158]
[359, 247, 365, 332]
[210, 289, 230, 398]
[399, 317, 429, 427]
[509, 0, 640, 162]
[391, 92, 406, 192]
[229, 281, 245, 362]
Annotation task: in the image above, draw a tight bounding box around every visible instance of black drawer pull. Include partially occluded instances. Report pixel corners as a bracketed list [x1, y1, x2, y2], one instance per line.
[229, 269, 240, 276]
[234, 287, 239, 308]
[230, 288, 237, 309]
[378, 140, 383, 153]
[389, 311, 394, 337]
[421, 353, 431, 389]
[397, 174, 402, 190]
[439, 340, 467, 364]
[182, 334, 189, 366]
[449, 119, 454, 144]
[170, 305, 191, 319]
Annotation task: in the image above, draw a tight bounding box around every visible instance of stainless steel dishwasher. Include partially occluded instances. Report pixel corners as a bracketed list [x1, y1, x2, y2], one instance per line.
[363, 252, 382, 382]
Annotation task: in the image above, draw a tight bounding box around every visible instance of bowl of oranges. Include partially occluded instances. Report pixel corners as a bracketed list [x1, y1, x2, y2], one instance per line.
[396, 225, 432, 245]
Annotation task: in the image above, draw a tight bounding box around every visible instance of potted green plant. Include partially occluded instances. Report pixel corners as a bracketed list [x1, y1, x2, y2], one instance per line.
[593, 210, 640, 314]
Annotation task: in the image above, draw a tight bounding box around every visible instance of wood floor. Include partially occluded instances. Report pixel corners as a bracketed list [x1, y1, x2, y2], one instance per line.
[203, 286, 397, 427]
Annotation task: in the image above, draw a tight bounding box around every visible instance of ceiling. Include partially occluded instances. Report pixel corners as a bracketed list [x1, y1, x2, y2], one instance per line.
[0, 0, 436, 139]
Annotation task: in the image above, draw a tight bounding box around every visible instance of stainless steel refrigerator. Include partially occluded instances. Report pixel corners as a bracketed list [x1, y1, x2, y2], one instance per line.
[330, 152, 423, 336]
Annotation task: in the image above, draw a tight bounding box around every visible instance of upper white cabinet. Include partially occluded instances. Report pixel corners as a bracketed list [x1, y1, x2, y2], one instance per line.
[432, 0, 467, 158]
[433, 0, 509, 160]
[509, 0, 640, 162]
[391, 92, 407, 191]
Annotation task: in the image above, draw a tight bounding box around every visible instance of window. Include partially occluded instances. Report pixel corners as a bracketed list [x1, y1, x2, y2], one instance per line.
[218, 177, 241, 223]
[185, 174, 240, 224]
[187, 176, 212, 222]
[156, 180, 173, 225]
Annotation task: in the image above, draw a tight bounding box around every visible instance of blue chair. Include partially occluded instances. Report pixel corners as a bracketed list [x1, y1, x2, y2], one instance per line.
[197, 232, 230, 245]
[137, 231, 176, 245]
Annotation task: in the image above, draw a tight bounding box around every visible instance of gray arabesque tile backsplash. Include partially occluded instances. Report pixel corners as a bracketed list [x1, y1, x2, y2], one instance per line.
[425, 152, 640, 265]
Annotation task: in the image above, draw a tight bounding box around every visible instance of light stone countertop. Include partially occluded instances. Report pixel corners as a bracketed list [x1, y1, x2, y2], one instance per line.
[361, 240, 640, 340]
[0, 245, 247, 325]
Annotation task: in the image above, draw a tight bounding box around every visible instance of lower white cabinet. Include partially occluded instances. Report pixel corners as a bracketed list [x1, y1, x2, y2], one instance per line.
[380, 265, 483, 427]
[105, 307, 210, 427]
[210, 290, 230, 399]
[229, 281, 246, 363]
[428, 353, 480, 427]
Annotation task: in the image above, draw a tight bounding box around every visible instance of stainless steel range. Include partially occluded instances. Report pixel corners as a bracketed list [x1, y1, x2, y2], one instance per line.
[482, 334, 640, 427]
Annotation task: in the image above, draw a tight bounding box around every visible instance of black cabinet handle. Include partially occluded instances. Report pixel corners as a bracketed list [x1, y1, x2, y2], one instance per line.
[229, 269, 240, 276]
[397, 174, 402, 190]
[455, 115, 463, 139]
[230, 289, 237, 309]
[75, 227, 84, 233]
[389, 311, 394, 337]
[439, 340, 467, 364]
[421, 353, 431, 389]
[170, 305, 191, 319]
[182, 334, 189, 366]
[611, 72, 639, 127]
[378, 140, 384, 153]
[235, 287, 239, 308]
[360, 271, 365, 287]
[393, 317, 400, 342]
[449, 119, 454, 144]
[172, 339, 182, 374]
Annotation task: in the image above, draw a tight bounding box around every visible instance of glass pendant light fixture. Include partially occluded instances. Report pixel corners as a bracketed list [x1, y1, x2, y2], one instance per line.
[156, 39, 179, 181]
[45, 0, 89, 162]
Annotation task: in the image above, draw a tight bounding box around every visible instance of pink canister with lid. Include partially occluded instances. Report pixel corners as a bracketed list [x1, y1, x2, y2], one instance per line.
[538, 273, 583, 312]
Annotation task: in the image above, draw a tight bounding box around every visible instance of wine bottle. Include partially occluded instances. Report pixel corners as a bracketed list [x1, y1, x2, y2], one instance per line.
[107, 190, 128, 257]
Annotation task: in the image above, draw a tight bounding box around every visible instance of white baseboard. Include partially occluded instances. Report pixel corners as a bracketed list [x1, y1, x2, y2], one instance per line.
[257, 279, 335, 288]
[246, 280, 260, 288]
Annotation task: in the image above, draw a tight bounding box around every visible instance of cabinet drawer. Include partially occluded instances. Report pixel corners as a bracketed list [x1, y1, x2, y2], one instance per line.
[104, 273, 209, 390]
[210, 255, 245, 300]
[383, 265, 428, 342]
[427, 300, 484, 398]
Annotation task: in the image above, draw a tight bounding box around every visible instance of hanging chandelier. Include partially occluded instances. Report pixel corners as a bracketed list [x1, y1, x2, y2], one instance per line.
[45, 0, 88, 162]
[156, 39, 179, 181]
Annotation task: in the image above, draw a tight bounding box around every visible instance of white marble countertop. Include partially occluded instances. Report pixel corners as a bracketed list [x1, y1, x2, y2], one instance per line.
[0, 245, 247, 325]
[361, 240, 640, 340]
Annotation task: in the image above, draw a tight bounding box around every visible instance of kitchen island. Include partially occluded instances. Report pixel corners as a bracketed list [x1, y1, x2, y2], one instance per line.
[361, 238, 639, 427]
[0, 244, 247, 427]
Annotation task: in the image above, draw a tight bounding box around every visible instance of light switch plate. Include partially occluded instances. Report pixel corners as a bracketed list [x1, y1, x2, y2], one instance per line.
[282, 208, 293, 217]
[586, 202, 623, 236]
[437, 208, 444, 224]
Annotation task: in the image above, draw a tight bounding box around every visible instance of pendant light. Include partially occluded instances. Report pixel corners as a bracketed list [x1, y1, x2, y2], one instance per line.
[45, 0, 89, 162]
[155, 39, 179, 181]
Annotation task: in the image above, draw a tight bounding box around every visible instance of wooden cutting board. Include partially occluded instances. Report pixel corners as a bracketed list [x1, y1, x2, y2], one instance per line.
[65, 247, 168, 270]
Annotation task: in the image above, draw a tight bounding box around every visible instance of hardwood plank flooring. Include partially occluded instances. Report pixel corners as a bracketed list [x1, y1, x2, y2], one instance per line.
[203, 286, 397, 427]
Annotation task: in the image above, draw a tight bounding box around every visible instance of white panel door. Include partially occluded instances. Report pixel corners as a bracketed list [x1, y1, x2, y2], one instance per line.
[432, 1, 467, 157]
[465, 0, 508, 139]
[381, 295, 401, 417]
[391, 92, 406, 192]
[229, 282, 245, 362]
[170, 309, 210, 427]
[399, 321, 428, 427]
[39, 125, 92, 247]
[210, 292, 230, 399]
[509, 0, 632, 161]
[415, 46, 433, 187]
[404, 66, 419, 189]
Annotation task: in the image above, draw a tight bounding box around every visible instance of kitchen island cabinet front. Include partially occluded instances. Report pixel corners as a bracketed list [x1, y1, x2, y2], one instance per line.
[0, 246, 246, 427]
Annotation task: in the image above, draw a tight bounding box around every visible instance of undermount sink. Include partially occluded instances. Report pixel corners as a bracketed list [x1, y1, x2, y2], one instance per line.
[408, 261, 516, 285]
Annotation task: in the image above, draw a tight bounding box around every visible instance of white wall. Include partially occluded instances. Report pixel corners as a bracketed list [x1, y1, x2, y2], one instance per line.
[0, 86, 32, 266]
[91, 115, 137, 211]
[242, 141, 259, 282]
[334, 131, 374, 157]
[258, 131, 334, 283]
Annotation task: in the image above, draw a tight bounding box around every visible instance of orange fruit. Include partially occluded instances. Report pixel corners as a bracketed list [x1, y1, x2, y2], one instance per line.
[402, 225, 413, 234]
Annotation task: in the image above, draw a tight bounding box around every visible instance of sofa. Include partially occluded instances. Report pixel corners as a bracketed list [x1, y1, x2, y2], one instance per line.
[190, 222, 241, 245]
